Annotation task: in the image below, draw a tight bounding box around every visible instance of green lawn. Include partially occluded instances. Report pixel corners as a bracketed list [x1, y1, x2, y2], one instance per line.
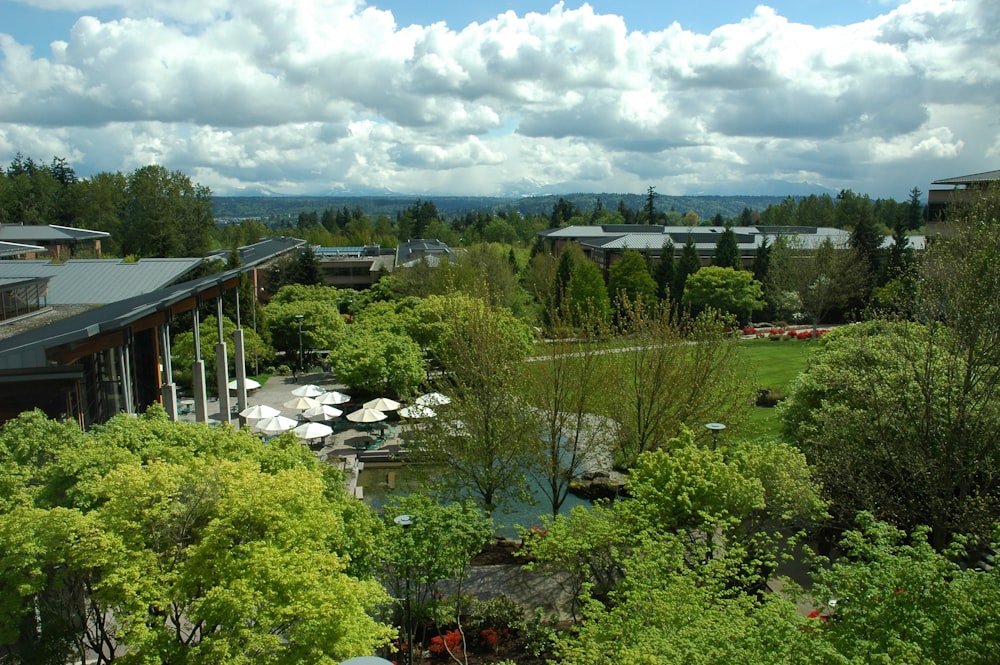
[736, 337, 817, 441]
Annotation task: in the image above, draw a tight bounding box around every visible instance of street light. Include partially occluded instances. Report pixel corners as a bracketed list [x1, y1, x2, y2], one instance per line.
[295, 314, 304, 374]
[393, 515, 414, 665]
[705, 422, 726, 450]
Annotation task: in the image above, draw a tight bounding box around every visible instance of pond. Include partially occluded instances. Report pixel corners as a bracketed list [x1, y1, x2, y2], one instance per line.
[357, 464, 593, 538]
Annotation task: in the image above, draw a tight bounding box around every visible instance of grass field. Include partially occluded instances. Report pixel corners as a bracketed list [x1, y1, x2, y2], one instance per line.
[736, 337, 818, 440]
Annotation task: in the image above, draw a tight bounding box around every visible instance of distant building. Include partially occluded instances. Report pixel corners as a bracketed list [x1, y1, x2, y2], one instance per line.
[927, 170, 1000, 236]
[395, 239, 457, 268]
[538, 224, 908, 277]
[0, 224, 110, 260]
[314, 245, 395, 289]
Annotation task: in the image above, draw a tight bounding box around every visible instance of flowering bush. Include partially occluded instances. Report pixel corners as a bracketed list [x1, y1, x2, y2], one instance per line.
[428, 629, 463, 657]
[480, 627, 501, 653]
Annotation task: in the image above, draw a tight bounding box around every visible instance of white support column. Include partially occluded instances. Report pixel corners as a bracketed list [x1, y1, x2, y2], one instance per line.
[192, 307, 209, 423]
[159, 322, 178, 420]
[216, 295, 231, 424]
[233, 328, 248, 415]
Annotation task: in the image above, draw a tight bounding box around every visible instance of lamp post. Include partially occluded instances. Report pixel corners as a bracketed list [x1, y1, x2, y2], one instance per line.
[394, 514, 414, 665]
[295, 314, 304, 375]
[705, 422, 726, 450]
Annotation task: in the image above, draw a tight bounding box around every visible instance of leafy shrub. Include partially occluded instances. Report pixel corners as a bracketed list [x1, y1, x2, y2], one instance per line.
[470, 594, 524, 633]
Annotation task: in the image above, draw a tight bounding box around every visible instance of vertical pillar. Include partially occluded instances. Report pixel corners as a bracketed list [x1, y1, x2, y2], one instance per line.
[159, 322, 178, 421]
[233, 328, 248, 415]
[216, 295, 231, 424]
[192, 307, 209, 423]
[118, 341, 134, 414]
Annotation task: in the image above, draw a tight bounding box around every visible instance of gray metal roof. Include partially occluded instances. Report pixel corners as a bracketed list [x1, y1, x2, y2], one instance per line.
[0, 241, 46, 257]
[932, 170, 1000, 186]
[0, 224, 110, 242]
[0, 258, 203, 305]
[0, 237, 305, 370]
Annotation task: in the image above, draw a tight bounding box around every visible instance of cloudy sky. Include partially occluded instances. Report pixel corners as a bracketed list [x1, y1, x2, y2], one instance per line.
[1, 0, 997, 199]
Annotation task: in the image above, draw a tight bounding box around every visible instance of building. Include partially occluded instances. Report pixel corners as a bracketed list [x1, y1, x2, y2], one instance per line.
[927, 170, 1000, 237]
[0, 237, 304, 429]
[314, 245, 395, 289]
[539, 224, 866, 277]
[0, 224, 110, 259]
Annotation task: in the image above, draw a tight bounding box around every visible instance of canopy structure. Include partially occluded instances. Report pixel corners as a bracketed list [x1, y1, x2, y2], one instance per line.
[317, 391, 351, 405]
[292, 422, 333, 441]
[416, 392, 451, 406]
[290, 384, 325, 397]
[229, 378, 261, 391]
[399, 405, 435, 419]
[284, 396, 319, 411]
[363, 397, 401, 412]
[253, 415, 298, 435]
[346, 407, 387, 423]
[302, 404, 343, 422]
[238, 404, 280, 420]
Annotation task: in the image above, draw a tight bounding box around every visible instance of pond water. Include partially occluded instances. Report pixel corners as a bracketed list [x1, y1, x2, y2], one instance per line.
[357, 465, 593, 538]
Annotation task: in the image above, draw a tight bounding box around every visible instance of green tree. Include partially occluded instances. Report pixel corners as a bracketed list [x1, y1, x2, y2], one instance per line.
[263, 284, 347, 364]
[671, 235, 701, 304]
[682, 266, 765, 324]
[654, 239, 675, 302]
[766, 235, 863, 328]
[0, 408, 393, 664]
[566, 259, 611, 328]
[712, 224, 741, 269]
[610, 301, 751, 468]
[120, 165, 214, 258]
[524, 306, 614, 518]
[409, 301, 537, 517]
[780, 320, 1000, 548]
[607, 250, 657, 316]
[171, 314, 274, 379]
[331, 326, 425, 396]
[809, 513, 1000, 664]
[906, 186, 925, 231]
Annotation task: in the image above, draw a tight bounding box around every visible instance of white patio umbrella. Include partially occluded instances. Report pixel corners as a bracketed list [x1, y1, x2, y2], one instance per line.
[317, 391, 351, 405]
[229, 378, 262, 391]
[346, 407, 388, 423]
[302, 404, 343, 422]
[292, 422, 333, 441]
[363, 397, 401, 412]
[284, 396, 320, 411]
[416, 392, 451, 407]
[290, 384, 325, 397]
[253, 415, 298, 435]
[239, 403, 280, 420]
[399, 405, 436, 419]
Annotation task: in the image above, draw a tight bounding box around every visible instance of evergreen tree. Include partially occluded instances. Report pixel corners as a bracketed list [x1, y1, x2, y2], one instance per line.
[751, 233, 771, 284]
[609, 250, 658, 315]
[618, 199, 637, 225]
[672, 235, 701, 303]
[643, 186, 657, 224]
[906, 186, 925, 231]
[655, 239, 675, 302]
[712, 224, 741, 269]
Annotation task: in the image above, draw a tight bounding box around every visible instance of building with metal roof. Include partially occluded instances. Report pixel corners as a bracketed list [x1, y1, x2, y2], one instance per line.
[0, 236, 305, 429]
[0, 240, 46, 258]
[0, 258, 203, 305]
[928, 169, 1000, 221]
[0, 224, 110, 259]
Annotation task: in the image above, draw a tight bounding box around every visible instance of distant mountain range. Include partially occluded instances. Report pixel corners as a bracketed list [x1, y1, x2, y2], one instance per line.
[212, 187, 834, 224]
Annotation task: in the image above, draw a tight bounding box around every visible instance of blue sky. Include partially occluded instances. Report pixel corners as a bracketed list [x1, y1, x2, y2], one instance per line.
[0, 0, 996, 199]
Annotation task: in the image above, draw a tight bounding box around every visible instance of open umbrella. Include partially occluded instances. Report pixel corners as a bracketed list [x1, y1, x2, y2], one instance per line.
[317, 390, 351, 405]
[363, 397, 401, 412]
[346, 407, 387, 423]
[284, 396, 320, 410]
[239, 403, 280, 420]
[229, 378, 262, 391]
[292, 422, 333, 441]
[253, 415, 297, 435]
[416, 392, 451, 406]
[291, 384, 325, 397]
[302, 404, 343, 422]
[399, 405, 436, 419]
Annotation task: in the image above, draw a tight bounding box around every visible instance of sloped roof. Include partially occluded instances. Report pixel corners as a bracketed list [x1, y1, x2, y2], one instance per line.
[0, 258, 203, 304]
[0, 241, 45, 258]
[0, 237, 305, 370]
[932, 170, 1000, 186]
[0, 224, 110, 242]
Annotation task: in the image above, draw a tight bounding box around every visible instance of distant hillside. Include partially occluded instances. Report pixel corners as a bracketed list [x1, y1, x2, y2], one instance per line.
[212, 193, 796, 224]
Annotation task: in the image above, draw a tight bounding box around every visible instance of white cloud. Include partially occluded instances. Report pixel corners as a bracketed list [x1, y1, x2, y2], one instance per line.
[1, 0, 997, 197]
